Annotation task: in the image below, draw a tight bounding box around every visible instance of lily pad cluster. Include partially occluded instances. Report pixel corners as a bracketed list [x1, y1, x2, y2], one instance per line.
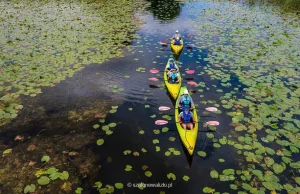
[190, 1, 300, 193]
[0, 0, 150, 126]
[35, 167, 69, 186]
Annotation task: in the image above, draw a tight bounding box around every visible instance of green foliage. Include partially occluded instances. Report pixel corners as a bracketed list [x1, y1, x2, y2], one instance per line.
[37, 176, 50, 185]
[167, 173, 176, 180]
[75, 187, 83, 194]
[41, 155, 50, 163]
[24, 184, 36, 193]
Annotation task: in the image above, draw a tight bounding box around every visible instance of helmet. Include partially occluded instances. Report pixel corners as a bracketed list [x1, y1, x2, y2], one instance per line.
[183, 89, 189, 94]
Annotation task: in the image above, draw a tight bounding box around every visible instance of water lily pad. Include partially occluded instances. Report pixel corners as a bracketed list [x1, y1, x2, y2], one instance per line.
[156, 146, 160, 152]
[142, 165, 148, 170]
[165, 151, 171, 156]
[273, 163, 285, 174]
[97, 139, 104, 146]
[203, 187, 215, 193]
[109, 109, 117, 114]
[37, 176, 50, 185]
[139, 130, 145, 134]
[141, 148, 147, 153]
[169, 137, 176, 142]
[145, 105, 150, 108]
[108, 123, 117, 128]
[59, 171, 69, 180]
[125, 165, 132, 171]
[210, 170, 219, 178]
[145, 171, 152, 177]
[93, 124, 100, 129]
[183, 175, 190, 181]
[150, 114, 156, 118]
[167, 173, 176, 180]
[115, 183, 123, 189]
[162, 127, 169, 132]
[197, 151, 207, 157]
[3, 149, 12, 155]
[123, 150, 131, 155]
[102, 125, 109, 131]
[106, 130, 113, 135]
[41, 155, 50, 163]
[153, 139, 159, 144]
[24, 184, 36, 193]
[230, 184, 237, 190]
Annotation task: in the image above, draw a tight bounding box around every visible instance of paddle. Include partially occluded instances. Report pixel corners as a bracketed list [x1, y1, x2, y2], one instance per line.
[149, 77, 194, 81]
[155, 119, 220, 126]
[149, 69, 195, 74]
[159, 106, 218, 112]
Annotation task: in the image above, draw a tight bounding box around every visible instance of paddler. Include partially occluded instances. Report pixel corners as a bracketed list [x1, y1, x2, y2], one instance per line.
[171, 30, 183, 45]
[177, 89, 195, 110]
[165, 59, 179, 74]
[178, 105, 196, 130]
[167, 68, 180, 84]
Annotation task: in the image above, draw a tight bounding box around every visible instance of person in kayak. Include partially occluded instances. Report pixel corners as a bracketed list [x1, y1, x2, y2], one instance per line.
[167, 68, 180, 84]
[177, 89, 195, 110]
[178, 105, 196, 130]
[171, 30, 182, 45]
[165, 59, 179, 74]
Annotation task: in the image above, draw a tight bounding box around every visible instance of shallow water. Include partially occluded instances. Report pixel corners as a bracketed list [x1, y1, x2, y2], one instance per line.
[1, 0, 300, 193]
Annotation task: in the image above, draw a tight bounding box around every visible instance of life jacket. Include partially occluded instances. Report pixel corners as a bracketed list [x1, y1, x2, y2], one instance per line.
[182, 111, 192, 123]
[169, 63, 175, 69]
[170, 72, 178, 83]
[175, 39, 181, 45]
[182, 95, 190, 106]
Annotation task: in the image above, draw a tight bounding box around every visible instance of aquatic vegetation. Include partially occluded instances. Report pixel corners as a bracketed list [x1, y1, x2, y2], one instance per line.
[0, 0, 149, 126]
[191, 0, 300, 193]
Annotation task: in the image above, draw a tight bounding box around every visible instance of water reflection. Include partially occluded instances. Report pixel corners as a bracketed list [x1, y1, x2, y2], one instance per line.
[146, 0, 183, 22]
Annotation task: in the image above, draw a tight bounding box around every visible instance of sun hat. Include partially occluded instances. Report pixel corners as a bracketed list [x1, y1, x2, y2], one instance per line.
[183, 89, 189, 94]
[176, 30, 179, 33]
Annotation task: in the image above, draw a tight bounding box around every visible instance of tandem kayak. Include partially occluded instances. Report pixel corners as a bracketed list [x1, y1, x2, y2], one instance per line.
[164, 58, 181, 99]
[170, 39, 183, 55]
[175, 86, 198, 155]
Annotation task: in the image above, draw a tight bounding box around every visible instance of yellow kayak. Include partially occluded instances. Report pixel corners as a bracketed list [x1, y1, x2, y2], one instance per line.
[170, 39, 183, 55]
[164, 58, 181, 99]
[175, 87, 198, 155]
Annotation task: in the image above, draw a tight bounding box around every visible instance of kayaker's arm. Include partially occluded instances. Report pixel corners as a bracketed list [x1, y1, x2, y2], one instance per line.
[178, 113, 183, 124]
[165, 64, 169, 71]
[190, 96, 195, 107]
[175, 64, 179, 72]
[191, 112, 196, 123]
[177, 97, 183, 109]
[176, 76, 180, 83]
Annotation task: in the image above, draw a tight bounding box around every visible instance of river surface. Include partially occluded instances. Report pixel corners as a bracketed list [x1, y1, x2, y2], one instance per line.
[1, 0, 299, 193]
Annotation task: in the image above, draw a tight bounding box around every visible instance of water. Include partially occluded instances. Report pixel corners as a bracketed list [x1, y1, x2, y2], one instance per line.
[1, 0, 299, 193]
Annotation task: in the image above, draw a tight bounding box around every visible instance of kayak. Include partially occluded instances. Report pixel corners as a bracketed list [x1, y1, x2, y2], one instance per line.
[175, 86, 198, 155]
[170, 39, 183, 55]
[164, 58, 181, 99]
